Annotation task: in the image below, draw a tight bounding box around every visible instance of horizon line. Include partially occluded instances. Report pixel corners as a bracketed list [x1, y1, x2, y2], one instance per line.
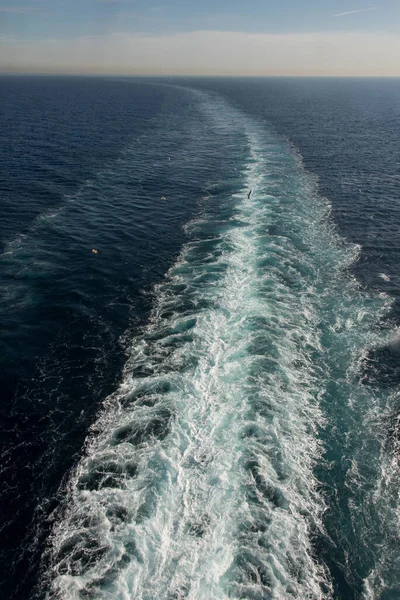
[1, 71, 400, 78]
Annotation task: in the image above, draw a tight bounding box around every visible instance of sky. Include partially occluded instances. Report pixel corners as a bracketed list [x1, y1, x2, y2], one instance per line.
[1, 0, 400, 75]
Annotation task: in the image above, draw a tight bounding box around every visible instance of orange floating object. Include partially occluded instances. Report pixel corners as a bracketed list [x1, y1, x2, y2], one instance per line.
[92, 249, 98, 254]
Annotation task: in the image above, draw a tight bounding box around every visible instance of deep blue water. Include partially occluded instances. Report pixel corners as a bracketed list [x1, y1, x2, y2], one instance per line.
[0, 76, 399, 600]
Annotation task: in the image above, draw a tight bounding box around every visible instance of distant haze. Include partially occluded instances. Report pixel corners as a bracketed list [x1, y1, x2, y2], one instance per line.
[1, 30, 400, 76]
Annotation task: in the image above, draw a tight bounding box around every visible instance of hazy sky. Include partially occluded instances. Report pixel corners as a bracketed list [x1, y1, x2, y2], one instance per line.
[1, 0, 400, 75]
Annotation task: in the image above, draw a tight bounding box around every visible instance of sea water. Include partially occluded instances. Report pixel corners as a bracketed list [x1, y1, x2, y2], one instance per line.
[1, 77, 399, 600]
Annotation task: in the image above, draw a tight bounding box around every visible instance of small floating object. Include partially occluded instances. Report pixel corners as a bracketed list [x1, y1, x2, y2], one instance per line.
[92, 249, 98, 254]
[161, 196, 167, 200]
[379, 273, 390, 282]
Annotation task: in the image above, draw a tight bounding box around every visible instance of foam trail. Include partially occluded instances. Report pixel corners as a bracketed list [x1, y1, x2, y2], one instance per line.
[43, 90, 387, 599]
[361, 418, 400, 599]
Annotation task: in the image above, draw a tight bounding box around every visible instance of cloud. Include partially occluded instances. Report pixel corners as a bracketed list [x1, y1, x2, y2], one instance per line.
[1, 30, 400, 76]
[333, 7, 377, 17]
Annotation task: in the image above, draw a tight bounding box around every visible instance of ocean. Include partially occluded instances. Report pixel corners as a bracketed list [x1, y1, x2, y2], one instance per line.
[0, 76, 399, 600]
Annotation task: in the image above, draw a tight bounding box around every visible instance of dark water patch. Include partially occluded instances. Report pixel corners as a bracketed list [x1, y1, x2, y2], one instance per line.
[381, 588, 400, 600]
[124, 379, 174, 405]
[246, 334, 281, 359]
[244, 457, 285, 510]
[55, 532, 109, 577]
[68, 512, 104, 531]
[106, 505, 131, 525]
[77, 457, 138, 491]
[159, 333, 194, 349]
[168, 585, 190, 600]
[226, 552, 273, 599]
[112, 407, 173, 447]
[135, 488, 159, 524]
[311, 533, 363, 600]
[185, 514, 211, 538]
[235, 550, 272, 588]
[147, 317, 197, 340]
[241, 426, 288, 483]
[248, 356, 282, 379]
[360, 340, 400, 387]
[125, 540, 144, 564]
[83, 553, 131, 591]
